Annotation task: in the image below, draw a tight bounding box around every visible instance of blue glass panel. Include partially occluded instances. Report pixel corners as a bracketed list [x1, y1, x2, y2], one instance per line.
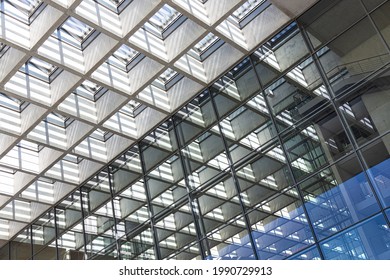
[320, 214, 390, 260]
[205, 226, 256, 260]
[287, 245, 321, 260]
[367, 158, 390, 207]
[300, 157, 381, 240]
[251, 191, 315, 260]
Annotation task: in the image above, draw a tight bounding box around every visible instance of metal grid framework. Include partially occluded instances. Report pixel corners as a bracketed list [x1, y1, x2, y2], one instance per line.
[1, 0, 390, 260]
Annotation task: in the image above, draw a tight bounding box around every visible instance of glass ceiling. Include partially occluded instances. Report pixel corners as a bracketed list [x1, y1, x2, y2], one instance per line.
[74, 80, 105, 101]
[20, 57, 60, 83]
[189, 32, 223, 61]
[229, 0, 269, 28]
[144, 4, 184, 38]
[55, 17, 97, 49]
[107, 44, 140, 71]
[2, 0, 44, 23]
[193, 33, 219, 53]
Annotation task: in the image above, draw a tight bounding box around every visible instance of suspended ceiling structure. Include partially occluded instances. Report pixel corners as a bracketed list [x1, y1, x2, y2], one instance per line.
[1, 0, 390, 260]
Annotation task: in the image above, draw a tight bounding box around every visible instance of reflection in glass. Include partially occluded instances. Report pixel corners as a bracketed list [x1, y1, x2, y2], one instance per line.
[321, 214, 390, 260]
[300, 156, 381, 240]
[250, 188, 315, 259]
[287, 245, 321, 260]
[317, 17, 389, 95]
[361, 138, 390, 207]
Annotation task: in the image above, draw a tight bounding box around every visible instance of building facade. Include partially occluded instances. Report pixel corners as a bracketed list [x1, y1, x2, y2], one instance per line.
[0, 0, 390, 260]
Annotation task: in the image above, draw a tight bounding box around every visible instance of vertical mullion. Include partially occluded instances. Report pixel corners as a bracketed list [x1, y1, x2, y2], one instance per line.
[138, 144, 162, 260]
[209, 90, 260, 260]
[172, 116, 208, 259]
[249, 47, 325, 260]
[107, 168, 121, 259]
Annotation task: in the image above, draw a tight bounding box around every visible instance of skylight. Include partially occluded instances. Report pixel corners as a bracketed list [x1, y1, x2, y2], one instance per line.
[144, 4, 185, 38]
[232, 0, 266, 21]
[74, 80, 106, 101]
[55, 17, 98, 49]
[152, 68, 183, 90]
[229, 0, 268, 28]
[0, 92, 28, 112]
[107, 44, 142, 71]
[194, 33, 218, 53]
[189, 33, 223, 60]
[21, 57, 60, 83]
[119, 100, 144, 117]
[1, 0, 44, 24]
[46, 112, 74, 128]
[158, 68, 178, 83]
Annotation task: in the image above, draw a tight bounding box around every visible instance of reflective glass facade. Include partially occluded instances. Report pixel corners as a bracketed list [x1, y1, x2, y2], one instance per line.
[0, 0, 390, 260]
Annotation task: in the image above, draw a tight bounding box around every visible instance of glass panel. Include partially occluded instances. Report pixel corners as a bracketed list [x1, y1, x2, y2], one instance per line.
[148, 155, 187, 217]
[120, 227, 156, 259]
[21, 57, 59, 83]
[175, 91, 217, 147]
[10, 230, 31, 259]
[167, 242, 202, 260]
[74, 80, 104, 101]
[261, 23, 309, 72]
[181, 126, 229, 192]
[338, 70, 390, 147]
[264, 70, 330, 132]
[33, 241, 57, 259]
[371, 1, 390, 46]
[156, 204, 197, 259]
[287, 245, 321, 260]
[300, 155, 381, 240]
[218, 58, 261, 102]
[317, 17, 390, 96]
[0, 244, 9, 260]
[197, 176, 243, 232]
[32, 210, 56, 255]
[121, 204, 150, 236]
[301, 0, 366, 49]
[57, 230, 85, 260]
[251, 54, 279, 87]
[282, 110, 352, 181]
[56, 191, 83, 235]
[203, 217, 253, 260]
[362, 0, 387, 12]
[250, 188, 315, 259]
[85, 232, 117, 259]
[320, 214, 390, 260]
[112, 157, 142, 194]
[194, 33, 219, 54]
[236, 145, 294, 210]
[152, 68, 183, 90]
[141, 121, 177, 173]
[361, 136, 390, 207]
[221, 98, 273, 165]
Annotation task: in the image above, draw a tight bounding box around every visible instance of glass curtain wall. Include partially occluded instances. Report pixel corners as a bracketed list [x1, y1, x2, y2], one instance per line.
[1, 0, 390, 260]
